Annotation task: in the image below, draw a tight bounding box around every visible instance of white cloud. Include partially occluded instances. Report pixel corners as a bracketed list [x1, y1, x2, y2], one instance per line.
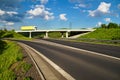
[40, 0, 48, 4]
[118, 4, 120, 9]
[0, 10, 18, 16]
[6, 11, 18, 15]
[6, 22, 14, 26]
[69, 0, 82, 3]
[0, 9, 23, 24]
[0, 0, 24, 26]
[73, 6, 79, 9]
[0, 20, 14, 26]
[104, 18, 111, 22]
[89, 2, 111, 17]
[59, 14, 67, 21]
[116, 14, 119, 18]
[96, 22, 102, 26]
[82, 10, 87, 13]
[27, 16, 33, 19]
[28, 5, 44, 16]
[27, 5, 54, 20]
[0, 9, 5, 15]
[78, 4, 86, 8]
[73, 3, 87, 9]
[97, 2, 111, 13]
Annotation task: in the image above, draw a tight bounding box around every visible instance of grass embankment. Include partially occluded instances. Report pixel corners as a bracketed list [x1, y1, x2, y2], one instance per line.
[79, 28, 120, 45]
[0, 30, 32, 40]
[0, 41, 31, 80]
[13, 33, 32, 40]
[80, 28, 120, 40]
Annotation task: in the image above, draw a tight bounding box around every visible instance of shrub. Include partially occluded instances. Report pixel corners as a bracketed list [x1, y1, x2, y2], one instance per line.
[0, 40, 7, 54]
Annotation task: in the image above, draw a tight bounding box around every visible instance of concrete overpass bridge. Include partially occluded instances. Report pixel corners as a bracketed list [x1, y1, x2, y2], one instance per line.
[16, 29, 94, 38]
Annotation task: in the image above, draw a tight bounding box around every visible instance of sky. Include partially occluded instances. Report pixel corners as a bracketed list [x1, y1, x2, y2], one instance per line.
[0, 0, 120, 30]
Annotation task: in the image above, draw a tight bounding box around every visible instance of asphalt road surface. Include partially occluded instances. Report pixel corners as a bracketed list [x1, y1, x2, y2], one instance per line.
[43, 39, 120, 58]
[17, 39, 120, 80]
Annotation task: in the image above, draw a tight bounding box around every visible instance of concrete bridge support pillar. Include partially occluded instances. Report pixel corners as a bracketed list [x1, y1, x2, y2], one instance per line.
[29, 31, 32, 38]
[66, 31, 69, 38]
[61, 32, 64, 38]
[45, 31, 49, 38]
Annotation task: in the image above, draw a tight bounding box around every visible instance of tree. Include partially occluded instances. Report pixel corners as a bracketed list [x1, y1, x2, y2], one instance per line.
[107, 22, 119, 28]
[119, 24, 120, 28]
[101, 24, 107, 28]
[0, 30, 6, 38]
[0, 40, 7, 54]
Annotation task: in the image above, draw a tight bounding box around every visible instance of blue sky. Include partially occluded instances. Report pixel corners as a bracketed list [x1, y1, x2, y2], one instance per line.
[0, 0, 120, 30]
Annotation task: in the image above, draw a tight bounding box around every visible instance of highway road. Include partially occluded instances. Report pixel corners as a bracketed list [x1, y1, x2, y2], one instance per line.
[18, 39, 120, 80]
[43, 39, 120, 58]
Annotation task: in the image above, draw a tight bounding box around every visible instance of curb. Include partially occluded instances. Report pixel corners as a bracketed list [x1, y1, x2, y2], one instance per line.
[18, 42, 75, 80]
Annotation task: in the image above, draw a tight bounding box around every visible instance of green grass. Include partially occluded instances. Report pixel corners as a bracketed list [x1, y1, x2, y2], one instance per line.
[80, 28, 120, 40]
[21, 62, 32, 72]
[0, 41, 32, 80]
[77, 28, 120, 46]
[0, 41, 23, 80]
[13, 33, 32, 40]
[48, 32, 62, 38]
[23, 63, 32, 72]
[24, 77, 32, 80]
[48, 32, 67, 38]
[0, 30, 32, 40]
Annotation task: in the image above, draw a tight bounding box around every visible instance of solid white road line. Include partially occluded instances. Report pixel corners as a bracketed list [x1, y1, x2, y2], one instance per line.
[20, 42, 75, 80]
[34, 40, 120, 61]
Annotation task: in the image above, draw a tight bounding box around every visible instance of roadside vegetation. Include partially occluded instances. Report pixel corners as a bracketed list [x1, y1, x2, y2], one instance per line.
[80, 28, 120, 40]
[48, 32, 65, 38]
[0, 29, 31, 40]
[79, 22, 120, 45]
[0, 41, 32, 80]
[0, 29, 32, 80]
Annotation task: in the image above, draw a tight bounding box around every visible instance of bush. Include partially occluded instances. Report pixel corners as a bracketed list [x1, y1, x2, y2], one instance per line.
[2, 31, 14, 38]
[49, 32, 62, 38]
[0, 40, 7, 54]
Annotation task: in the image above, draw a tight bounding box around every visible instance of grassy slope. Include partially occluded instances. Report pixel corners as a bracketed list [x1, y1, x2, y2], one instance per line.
[80, 28, 120, 40]
[0, 41, 32, 80]
[13, 33, 32, 40]
[0, 30, 33, 79]
[0, 41, 23, 80]
[1, 30, 32, 40]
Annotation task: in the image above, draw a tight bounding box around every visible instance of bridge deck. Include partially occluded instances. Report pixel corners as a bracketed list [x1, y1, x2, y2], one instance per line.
[16, 29, 94, 32]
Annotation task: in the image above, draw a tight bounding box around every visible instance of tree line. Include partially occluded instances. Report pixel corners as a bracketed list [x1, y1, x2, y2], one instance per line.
[101, 22, 120, 29]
